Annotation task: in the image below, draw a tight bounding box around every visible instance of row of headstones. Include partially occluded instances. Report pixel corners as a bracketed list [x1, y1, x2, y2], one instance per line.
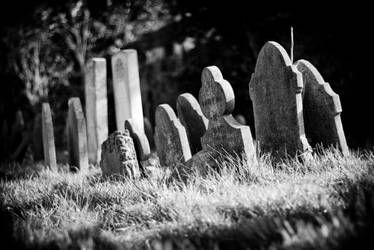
[153, 41, 349, 172]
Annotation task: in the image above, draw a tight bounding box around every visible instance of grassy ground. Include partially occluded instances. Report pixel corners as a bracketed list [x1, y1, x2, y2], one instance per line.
[1, 149, 374, 250]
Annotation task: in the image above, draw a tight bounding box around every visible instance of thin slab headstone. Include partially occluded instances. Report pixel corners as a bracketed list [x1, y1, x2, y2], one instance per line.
[249, 41, 311, 158]
[296, 59, 349, 155]
[100, 130, 140, 178]
[85, 58, 108, 164]
[125, 119, 151, 171]
[154, 104, 192, 167]
[67, 98, 89, 172]
[41, 103, 57, 169]
[186, 66, 257, 173]
[176, 93, 208, 154]
[112, 49, 144, 132]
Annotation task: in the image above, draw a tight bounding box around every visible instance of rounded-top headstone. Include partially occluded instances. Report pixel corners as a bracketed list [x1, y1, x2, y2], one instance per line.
[199, 66, 235, 119]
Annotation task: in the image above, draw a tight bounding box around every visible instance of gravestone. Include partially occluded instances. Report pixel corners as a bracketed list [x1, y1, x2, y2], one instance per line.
[31, 113, 43, 161]
[125, 119, 151, 171]
[67, 98, 89, 172]
[100, 130, 140, 178]
[296, 59, 349, 155]
[176, 93, 208, 154]
[41, 103, 57, 169]
[111, 49, 144, 132]
[249, 41, 311, 157]
[85, 58, 108, 164]
[154, 104, 191, 167]
[186, 66, 257, 173]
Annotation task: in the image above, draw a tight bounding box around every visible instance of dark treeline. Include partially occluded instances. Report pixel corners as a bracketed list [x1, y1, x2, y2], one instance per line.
[0, 0, 372, 163]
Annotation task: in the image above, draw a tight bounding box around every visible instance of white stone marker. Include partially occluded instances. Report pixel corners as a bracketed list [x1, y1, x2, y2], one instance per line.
[111, 49, 144, 132]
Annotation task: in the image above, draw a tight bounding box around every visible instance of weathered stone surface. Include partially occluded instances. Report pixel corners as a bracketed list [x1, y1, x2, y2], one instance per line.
[85, 58, 108, 164]
[42, 103, 57, 169]
[249, 41, 311, 157]
[100, 130, 140, 178]
[176, 93, 208, 154]
[111, 49, 144, 132]
[125, 119, 151, 170]
[186, 66, 257, 172]
[154, 104, 191, 167]
[67, 98, 89, 172]
[296, 59, 349, 155]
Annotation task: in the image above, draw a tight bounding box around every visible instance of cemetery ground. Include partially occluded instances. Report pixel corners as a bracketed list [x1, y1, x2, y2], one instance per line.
[1, 149, 374, 250]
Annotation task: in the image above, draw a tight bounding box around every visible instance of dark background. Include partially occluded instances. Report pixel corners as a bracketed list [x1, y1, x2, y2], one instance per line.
[0, 0, 372, 163]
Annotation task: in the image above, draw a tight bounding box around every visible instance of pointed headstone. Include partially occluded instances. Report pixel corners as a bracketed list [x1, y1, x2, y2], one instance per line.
[249, 41, 311, 157]
[67, 98, 89, 172]
[154, 104, 191, 167]
[100, 130, 140, 178]
[112, 49, 144, 132]
[41, 103, 57, 169]
[296, 59, 349, 155]
[85, 58, 108, 164]
[176, 93, 208, 154]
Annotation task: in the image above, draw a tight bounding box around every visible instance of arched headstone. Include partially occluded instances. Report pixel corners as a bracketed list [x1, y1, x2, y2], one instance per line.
[249, 41, 311, 157]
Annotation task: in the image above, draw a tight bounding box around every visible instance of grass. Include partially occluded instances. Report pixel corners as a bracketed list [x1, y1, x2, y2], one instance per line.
[1, 148, 374, 249]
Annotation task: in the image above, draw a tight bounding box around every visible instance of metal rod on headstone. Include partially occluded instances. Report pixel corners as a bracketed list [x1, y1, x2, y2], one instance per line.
[85, 58, 108, 164]
[42, 103, 57, 169]
[111, 49, 144, 133]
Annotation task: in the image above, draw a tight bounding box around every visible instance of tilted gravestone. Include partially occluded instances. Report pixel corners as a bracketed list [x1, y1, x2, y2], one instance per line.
[186, 66, 257, 172]
[41, 103, 57, 169]
[111, 49, 144, 132]
[296, 59, 349, 155]
[154, 104, 192, 167]
[176, 93, 208, 154]
[249, 41, 311, 158]
[100, 130, 140, 178]
[67, 98, 89, 172]
[125, 119, 151, 171]
[85, 58, 108, 164]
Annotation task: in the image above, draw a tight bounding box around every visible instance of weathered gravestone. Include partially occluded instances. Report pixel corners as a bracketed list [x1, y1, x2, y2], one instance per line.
[111, 49, 144, 132]
[41, 103, 57, 169]
[85, 58, 108, 164]
[176, 93, 208, 154]
[186, 66, 257, 172]
[125, 119, 151, 171]
[67, 98, 89, 172]
[249, 41, 311, 158]
[154, 104, 192, 167]
[100, 130, 140, 178]
[296, 59, 349, 155]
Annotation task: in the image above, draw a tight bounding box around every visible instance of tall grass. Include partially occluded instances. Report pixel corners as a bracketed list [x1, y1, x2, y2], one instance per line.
[1, 149, 374, 249]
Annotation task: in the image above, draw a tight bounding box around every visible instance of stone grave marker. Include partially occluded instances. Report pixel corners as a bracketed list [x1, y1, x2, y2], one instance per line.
[111, 49, 144, 132]
[41, 103, 57, 169]
[125, 118, 151, 171]
[296, 59, 349, 155]
[67, 98, 89, 172]
[154, 104, 192, 167]
[188, 66, 257, 170]
[100, 130, 140, 178]
[176, 93, 208, 154]
[85, 57, 108, 164]
[249, 41, 311, 158]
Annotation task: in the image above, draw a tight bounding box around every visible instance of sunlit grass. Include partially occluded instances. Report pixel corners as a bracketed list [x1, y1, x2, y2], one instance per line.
[1, 148, 374, 249]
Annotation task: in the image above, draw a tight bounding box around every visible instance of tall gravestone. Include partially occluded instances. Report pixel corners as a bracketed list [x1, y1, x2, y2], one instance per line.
[85, 58, 108, 164]
[186, 66, 257, 172]
[176, 93, 208, 154]
[249, 41, 311, 157]
[296, 59, 349, 155]
[112, 49, 144, 132]
[41, 103, 57, 169]
[125, 119, 151, 171]
[154, 104, 192, 167]
[67, 98, 89, 172]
